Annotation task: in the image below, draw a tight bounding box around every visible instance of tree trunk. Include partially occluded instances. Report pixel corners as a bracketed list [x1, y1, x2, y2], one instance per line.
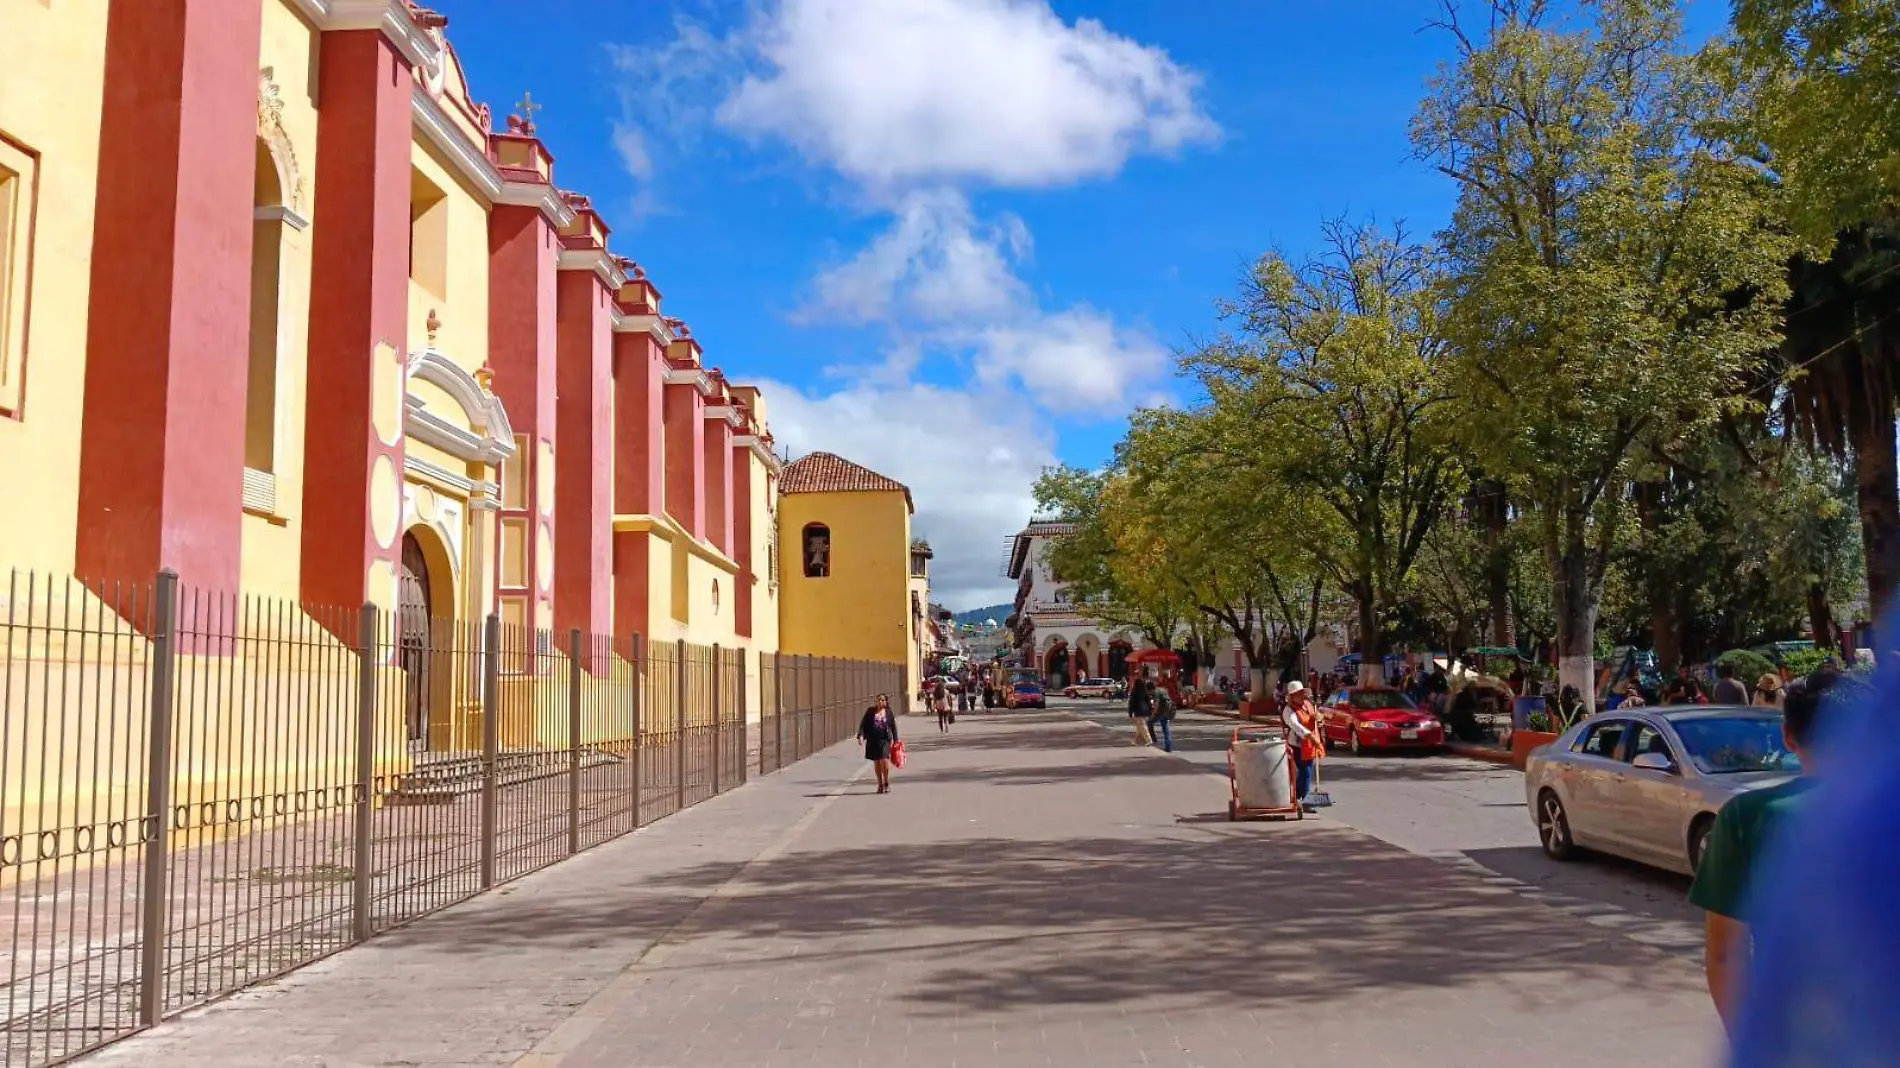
[1355, 585, 1382, 686]
[1852, 408, 1899, 649]
[1553, 518, 1598, 716]
[1808, 581, 1839, 651]
[1635, 479, 1677, 671]
[1480, 480, 1512, 646]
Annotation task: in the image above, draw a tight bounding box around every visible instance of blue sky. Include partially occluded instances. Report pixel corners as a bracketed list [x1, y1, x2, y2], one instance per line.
[442, 0, 1727, 608]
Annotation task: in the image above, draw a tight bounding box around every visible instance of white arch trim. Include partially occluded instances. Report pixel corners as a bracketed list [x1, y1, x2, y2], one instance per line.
[405, 347, 517, 465]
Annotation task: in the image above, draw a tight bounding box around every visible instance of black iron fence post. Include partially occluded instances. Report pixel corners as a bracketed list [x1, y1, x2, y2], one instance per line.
[711, 643, 723, 796]
[351, 602, 378, 943]
[568, 627, 583, 856]
[675, 638, 687, 811]
[630, 632, 643, 827]
[137, 568, 180, 1027]
[479, 613, 501, 890]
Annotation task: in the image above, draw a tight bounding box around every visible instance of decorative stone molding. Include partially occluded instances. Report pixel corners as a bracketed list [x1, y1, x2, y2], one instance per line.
[257, 68, 305, 213]
[253, 205, 310, 230]
[404, 347, 517, 465]
[611, 312, 674, 347]
[733, 434, 782, 473]
[555, 247, 627, 290]
[661, 366, 716, 397]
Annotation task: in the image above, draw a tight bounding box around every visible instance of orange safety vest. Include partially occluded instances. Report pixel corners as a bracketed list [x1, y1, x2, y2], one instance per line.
[1291, 704, 1323, 762]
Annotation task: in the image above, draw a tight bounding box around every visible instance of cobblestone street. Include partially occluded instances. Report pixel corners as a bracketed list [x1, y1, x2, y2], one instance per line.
[84, 705, 1721, 1067]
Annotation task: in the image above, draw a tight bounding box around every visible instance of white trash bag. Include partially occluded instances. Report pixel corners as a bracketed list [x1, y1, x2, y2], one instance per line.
[1232, 733, 1293, 810]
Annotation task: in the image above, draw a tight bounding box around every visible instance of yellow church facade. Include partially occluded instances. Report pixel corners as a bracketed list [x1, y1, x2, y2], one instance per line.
[0, 0, 932, 879]
[0, 0, 789, 657]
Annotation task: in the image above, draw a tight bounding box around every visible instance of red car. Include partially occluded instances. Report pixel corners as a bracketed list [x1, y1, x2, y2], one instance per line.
[1322, 687, 1445, 754]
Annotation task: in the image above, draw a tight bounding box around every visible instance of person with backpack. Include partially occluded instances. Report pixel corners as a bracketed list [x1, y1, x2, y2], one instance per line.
[1146, 679, 1175, 753]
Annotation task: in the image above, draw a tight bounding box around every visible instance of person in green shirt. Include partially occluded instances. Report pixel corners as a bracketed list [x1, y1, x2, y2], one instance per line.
[1689, 669, 1841, 1033]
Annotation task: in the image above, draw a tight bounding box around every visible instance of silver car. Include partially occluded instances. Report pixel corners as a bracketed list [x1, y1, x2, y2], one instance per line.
[1524, 707, 1798, 875]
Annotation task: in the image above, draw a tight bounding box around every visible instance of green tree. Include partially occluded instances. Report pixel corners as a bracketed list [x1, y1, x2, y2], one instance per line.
[1031, 466, 1191, 651]
[1413, 0, 1796, 709]
[1118, 408, 1336, 696]
[1726, 1, 1900, 634]
[1730, 0, 1900, 241]
[1182, 220, 1459, 683]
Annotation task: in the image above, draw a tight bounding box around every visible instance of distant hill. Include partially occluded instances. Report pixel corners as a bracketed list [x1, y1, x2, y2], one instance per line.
[953, 603, 1011, 626]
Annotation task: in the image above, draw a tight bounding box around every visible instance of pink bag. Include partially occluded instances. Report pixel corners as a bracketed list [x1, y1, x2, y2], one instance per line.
[890, 740, 907, 769]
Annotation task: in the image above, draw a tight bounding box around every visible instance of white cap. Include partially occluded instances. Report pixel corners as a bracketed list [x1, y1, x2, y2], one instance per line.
[1285, 680, 1306, 695]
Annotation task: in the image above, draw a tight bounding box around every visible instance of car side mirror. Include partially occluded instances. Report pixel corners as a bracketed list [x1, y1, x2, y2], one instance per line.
[1631, 751, 1675, 773]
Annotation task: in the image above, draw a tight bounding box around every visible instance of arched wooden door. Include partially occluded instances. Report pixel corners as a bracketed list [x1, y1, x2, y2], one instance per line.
[398, 532, 433, 748]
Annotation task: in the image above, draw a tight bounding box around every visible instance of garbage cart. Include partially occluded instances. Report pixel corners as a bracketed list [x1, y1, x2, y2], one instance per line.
[1227, 725, 1302, 821]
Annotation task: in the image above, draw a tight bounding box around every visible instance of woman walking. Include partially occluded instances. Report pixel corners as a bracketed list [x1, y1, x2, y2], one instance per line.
[1127, 674, 1153, 746]
[857, 694, 900, 794]
[933, 684, 954, 733]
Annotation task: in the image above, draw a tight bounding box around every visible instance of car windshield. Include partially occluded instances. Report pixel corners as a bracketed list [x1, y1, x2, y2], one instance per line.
[1014, 682, 1039, 691]
[1350, 691, 1416, 711]
[1669, 715, 1801, 774]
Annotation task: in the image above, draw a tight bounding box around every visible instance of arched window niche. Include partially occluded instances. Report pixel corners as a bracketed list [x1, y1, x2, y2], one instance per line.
[802, 523, 831, 578]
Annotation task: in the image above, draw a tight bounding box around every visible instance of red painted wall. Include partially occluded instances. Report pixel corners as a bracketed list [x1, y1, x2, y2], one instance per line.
[611, 332, 666, 515]
[611, 532, 653, 641]
[488, 205, 558, 624]
[663, 381, 705, 538]
[300, 31, 412, 613]
[553, 271, 613, 638]
[76, 0, 264, 595]
[702, 415, 733, 554]
[731, 444, 754, 638]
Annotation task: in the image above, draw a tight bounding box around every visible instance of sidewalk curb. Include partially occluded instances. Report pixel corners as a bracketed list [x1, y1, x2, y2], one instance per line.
[1446, 741, 1517, 767]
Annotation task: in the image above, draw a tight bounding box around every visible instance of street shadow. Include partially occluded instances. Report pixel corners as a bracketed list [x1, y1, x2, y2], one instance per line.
[891, 755, 1206, 788]
[1299, 757, 1511, 785]
[379, 822, 1705, 1019]
[1462, 845, 1698, 927]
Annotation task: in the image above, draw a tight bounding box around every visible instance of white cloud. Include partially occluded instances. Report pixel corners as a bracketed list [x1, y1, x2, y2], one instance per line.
[760, 379, 1055, 608]
[805, 190, 1029, 325]
[611, 122, 654, 182]
[718, 0, 1217, 190]
[974, 308, 1169, 414]
[606, 1, 1211, 600]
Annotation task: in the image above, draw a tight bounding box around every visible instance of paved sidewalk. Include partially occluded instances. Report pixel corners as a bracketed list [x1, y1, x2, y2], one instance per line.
[86, 709, 1720, 1067]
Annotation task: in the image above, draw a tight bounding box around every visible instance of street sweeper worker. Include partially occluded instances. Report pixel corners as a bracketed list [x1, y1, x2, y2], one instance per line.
[1281, 681, 1324, 806]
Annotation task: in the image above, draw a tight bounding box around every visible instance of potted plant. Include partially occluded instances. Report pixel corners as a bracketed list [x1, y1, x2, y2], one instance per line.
[1510, 709, 1560, 770]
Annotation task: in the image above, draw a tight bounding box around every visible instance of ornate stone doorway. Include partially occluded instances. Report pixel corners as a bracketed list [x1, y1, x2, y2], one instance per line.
[398, 531, 434, 748]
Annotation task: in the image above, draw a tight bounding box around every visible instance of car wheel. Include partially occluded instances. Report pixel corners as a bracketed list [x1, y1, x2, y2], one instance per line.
[1538, 790, 1576, 862]
[1688, 814, 1716, 871]
[1348, 730, 1362, 755]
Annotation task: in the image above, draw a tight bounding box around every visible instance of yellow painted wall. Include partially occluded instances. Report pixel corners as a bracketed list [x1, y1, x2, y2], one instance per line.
[239, 0, 324, 599]
[0, 0, 108, 572]
[741, 451, 781, 716]
[776, 489, 912, 671]
[407, 137, 491, 378]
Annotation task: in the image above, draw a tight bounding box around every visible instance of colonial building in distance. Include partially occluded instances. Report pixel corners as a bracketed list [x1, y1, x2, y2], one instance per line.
[776, 453, 928, 700]
[1006, 520, 1348, 690]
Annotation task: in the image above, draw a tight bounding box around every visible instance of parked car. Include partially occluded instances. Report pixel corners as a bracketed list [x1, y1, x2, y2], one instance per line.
[1006, 681, 1047, 709]
[1064, 677, 1119, 698]
[1322, 687, 1445, 753]
[1524, 707, 1795, 875]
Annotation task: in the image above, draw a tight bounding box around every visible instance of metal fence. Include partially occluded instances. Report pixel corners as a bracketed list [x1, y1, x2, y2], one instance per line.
[0, 569, 901, 1067]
